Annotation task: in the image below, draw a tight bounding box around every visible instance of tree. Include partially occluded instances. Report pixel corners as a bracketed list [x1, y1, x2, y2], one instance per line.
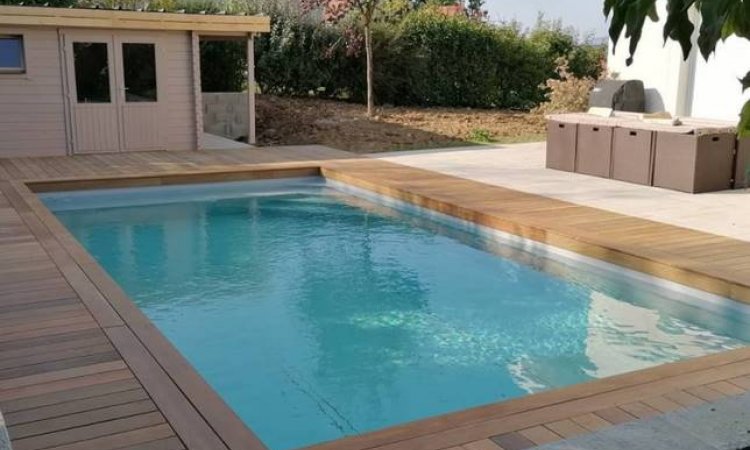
[605, 0, 750, 135]
[466, 0, 484, 16]
[302, 0, 384, 117]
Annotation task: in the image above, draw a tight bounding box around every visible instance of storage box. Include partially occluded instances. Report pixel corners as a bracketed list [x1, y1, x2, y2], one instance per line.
[575, 124, 614, 178]
[611, 127, 654, 185]
[653, 132, 735, 193]
[735, 137, 750, 189]
[546, 120, 577, 172]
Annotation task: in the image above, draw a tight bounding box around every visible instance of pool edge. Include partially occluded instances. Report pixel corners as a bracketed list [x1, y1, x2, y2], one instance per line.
[7, 162, 750, 450]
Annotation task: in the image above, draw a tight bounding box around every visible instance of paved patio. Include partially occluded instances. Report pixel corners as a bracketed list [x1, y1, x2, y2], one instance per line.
[376, 142, 750, 242]
[536, 389, 750, 450]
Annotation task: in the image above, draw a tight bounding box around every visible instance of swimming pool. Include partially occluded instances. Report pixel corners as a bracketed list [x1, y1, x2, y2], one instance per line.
[42, 177, 750, 450]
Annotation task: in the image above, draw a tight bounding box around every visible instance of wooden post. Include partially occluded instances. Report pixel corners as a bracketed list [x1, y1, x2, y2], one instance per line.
[191, 31, 204, 150]
[247, 33, 256, 145]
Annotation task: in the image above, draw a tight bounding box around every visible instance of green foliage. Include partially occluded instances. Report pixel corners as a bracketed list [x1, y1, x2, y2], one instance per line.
[200, 41, 246, 92]
[467, 128, 493, 142]
[255, 16, 365, 98]
[466, 0, 484, 15]
[0, 0, 76, 4]
[391, 9, 548, 108]
[424, 0, 457, 6]
[4, 0, 602, 111]
[605, 0, 750, 135]
[250, 8, 603, 109]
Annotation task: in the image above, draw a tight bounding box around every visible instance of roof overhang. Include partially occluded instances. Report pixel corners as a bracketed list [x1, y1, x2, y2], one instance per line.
[0, 5, 270, 34]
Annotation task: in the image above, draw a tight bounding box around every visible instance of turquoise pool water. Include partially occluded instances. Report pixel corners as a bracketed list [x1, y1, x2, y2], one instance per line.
[42, 178, 750, 450]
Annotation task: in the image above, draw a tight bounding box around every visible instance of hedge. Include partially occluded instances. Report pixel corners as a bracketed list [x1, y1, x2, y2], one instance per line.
[204, 9, 606, 109]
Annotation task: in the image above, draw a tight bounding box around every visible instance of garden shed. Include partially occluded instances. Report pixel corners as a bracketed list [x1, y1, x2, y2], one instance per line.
[0, 5, 270, 157]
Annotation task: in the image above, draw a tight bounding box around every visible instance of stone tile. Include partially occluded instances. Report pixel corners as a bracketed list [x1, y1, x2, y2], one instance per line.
[593, 407, 636, 425]
[535, 417, 718, 450]
[490, 431, 535, 450]
[661, 393, 750, 450]
[534, 393, 750, 450]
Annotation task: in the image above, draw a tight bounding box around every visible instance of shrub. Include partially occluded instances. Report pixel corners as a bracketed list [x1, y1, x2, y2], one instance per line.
[390, 8, 548, 108]
[467, 128, 493, 143]
[213, 6, 606, 110]
[533, 57, 603, 115]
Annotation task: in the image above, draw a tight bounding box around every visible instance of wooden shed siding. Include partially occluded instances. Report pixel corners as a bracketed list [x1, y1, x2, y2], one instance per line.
[161, 31, 196, 151]
[0, 27, 197, 156]
[0, 27, 68, 157]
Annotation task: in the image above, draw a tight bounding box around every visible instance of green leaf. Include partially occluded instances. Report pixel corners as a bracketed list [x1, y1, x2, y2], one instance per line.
[605, 0, 658, 65]
[729, 0, 750, 38]
[739, 99, 750, 137]
[742, 71, 750, 92]
[697, 0, 737, 60]
[664, 0, 695, 60]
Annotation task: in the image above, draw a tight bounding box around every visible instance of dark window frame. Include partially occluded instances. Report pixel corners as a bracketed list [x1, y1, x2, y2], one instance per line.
[0, 34, 26, 74]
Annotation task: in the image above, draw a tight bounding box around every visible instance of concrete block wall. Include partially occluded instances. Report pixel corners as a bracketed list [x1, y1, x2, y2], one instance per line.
[202, 92, 248, 140]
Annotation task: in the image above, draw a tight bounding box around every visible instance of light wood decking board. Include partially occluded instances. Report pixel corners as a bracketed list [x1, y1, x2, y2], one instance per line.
[0, 146, 749, 450]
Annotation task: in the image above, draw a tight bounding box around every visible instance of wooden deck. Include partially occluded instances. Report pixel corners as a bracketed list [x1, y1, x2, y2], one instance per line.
[1, 146, 750, 450]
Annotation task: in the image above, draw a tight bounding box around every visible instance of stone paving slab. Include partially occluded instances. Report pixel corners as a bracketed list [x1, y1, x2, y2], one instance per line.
[536, 393, 750, 450]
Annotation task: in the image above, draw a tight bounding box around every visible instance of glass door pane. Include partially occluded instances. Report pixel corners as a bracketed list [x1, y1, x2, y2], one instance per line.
[73, 42, 111, 103]
[122, 43, 157, 102]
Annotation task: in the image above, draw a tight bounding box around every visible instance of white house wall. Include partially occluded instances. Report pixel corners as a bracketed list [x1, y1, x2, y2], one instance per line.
[608, 0, 750, 121]
[607, 0, 691, 116]
[690, 36, 750, 122]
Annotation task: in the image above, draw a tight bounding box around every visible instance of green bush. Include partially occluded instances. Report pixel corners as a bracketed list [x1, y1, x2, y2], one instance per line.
[255, 17, 365, 99]
[389, 9, 549, 108]
[249, 9, 604, 109]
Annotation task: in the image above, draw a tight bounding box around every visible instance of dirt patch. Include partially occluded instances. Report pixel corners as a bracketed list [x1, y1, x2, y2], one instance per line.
[256, 95, 545, 153]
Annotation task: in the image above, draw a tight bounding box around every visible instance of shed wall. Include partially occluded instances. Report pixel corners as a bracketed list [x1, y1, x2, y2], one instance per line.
[0, 26, 68, 157]
[0, 26, 197, 157]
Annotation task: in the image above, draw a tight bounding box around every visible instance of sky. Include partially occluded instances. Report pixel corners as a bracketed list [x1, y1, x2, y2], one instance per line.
[484, 0, 609, 38]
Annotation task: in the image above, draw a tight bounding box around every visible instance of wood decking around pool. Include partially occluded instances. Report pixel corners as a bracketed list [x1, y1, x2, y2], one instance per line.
[2, 145, 750, 450]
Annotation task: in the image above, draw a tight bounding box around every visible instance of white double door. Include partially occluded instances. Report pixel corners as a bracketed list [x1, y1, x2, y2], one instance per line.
[63, 30, 167, 154]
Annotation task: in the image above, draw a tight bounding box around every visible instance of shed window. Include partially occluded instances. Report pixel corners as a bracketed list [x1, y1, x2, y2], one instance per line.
[73, 42, 111, 103]
[122, 43, 157, 102]
[0, 35, 25, 73]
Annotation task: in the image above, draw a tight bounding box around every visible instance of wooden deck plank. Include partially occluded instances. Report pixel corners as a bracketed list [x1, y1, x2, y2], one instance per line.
[0, 379, 142, 413]
[593, 407, 637, 425]
[663, 390, 706, 408]
[0, 350, 121, 381]
[489, 432, 535, 450]
[461, 439, 503, 450]
[543, 419, 589, 439]
[11, 411, 166, 450]
[42, 424, 179, 450]
[618, 402, 661, 419]
[569, 413, 612, 432]
[4, 388, 149, 426]
[517, 426, 562, 446]
[8, 399, 158, 440]
[1, 147, 750, 450]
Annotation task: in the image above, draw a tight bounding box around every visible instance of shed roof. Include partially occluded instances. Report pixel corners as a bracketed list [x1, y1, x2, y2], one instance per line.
[0, 5, 270, 34]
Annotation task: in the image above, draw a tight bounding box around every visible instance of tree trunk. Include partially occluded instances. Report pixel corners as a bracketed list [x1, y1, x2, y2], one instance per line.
[364, 23, 374, 117]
